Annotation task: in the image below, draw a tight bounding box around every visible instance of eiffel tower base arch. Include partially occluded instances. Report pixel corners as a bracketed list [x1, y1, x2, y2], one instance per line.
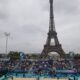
[41, 44, 65, 58]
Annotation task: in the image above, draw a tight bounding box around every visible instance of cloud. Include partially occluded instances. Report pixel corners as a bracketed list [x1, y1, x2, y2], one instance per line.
[54, 0, 80, 14]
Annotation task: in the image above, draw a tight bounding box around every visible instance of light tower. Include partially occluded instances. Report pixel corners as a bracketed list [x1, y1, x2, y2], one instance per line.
[4, 32, 10, 54]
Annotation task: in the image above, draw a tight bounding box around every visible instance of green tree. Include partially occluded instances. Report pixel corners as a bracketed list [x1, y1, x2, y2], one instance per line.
[74, 54, 80, 60]
[8, 51, 20, 60]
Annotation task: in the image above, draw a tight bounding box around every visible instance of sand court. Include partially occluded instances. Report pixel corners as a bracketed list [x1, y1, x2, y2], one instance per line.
[10, 78, 37, 80]
[40, 78, 58, 80]
[40, 78, 68, 80]
[9, 78, 68, 80]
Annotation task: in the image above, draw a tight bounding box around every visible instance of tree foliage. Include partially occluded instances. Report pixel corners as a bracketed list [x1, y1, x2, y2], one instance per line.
[8, 51, 20, 60]
[74, 54, 80, 60]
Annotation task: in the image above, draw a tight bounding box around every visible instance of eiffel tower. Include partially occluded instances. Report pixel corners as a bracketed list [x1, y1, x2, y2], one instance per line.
[41, 0, 65, 58]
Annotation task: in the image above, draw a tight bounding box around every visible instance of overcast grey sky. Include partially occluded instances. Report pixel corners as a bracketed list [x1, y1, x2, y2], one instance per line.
[0, 0, 80, 54]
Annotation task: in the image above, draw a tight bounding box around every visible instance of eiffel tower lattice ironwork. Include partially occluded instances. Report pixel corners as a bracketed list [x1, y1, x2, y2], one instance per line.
[41, 0, 65, 58]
